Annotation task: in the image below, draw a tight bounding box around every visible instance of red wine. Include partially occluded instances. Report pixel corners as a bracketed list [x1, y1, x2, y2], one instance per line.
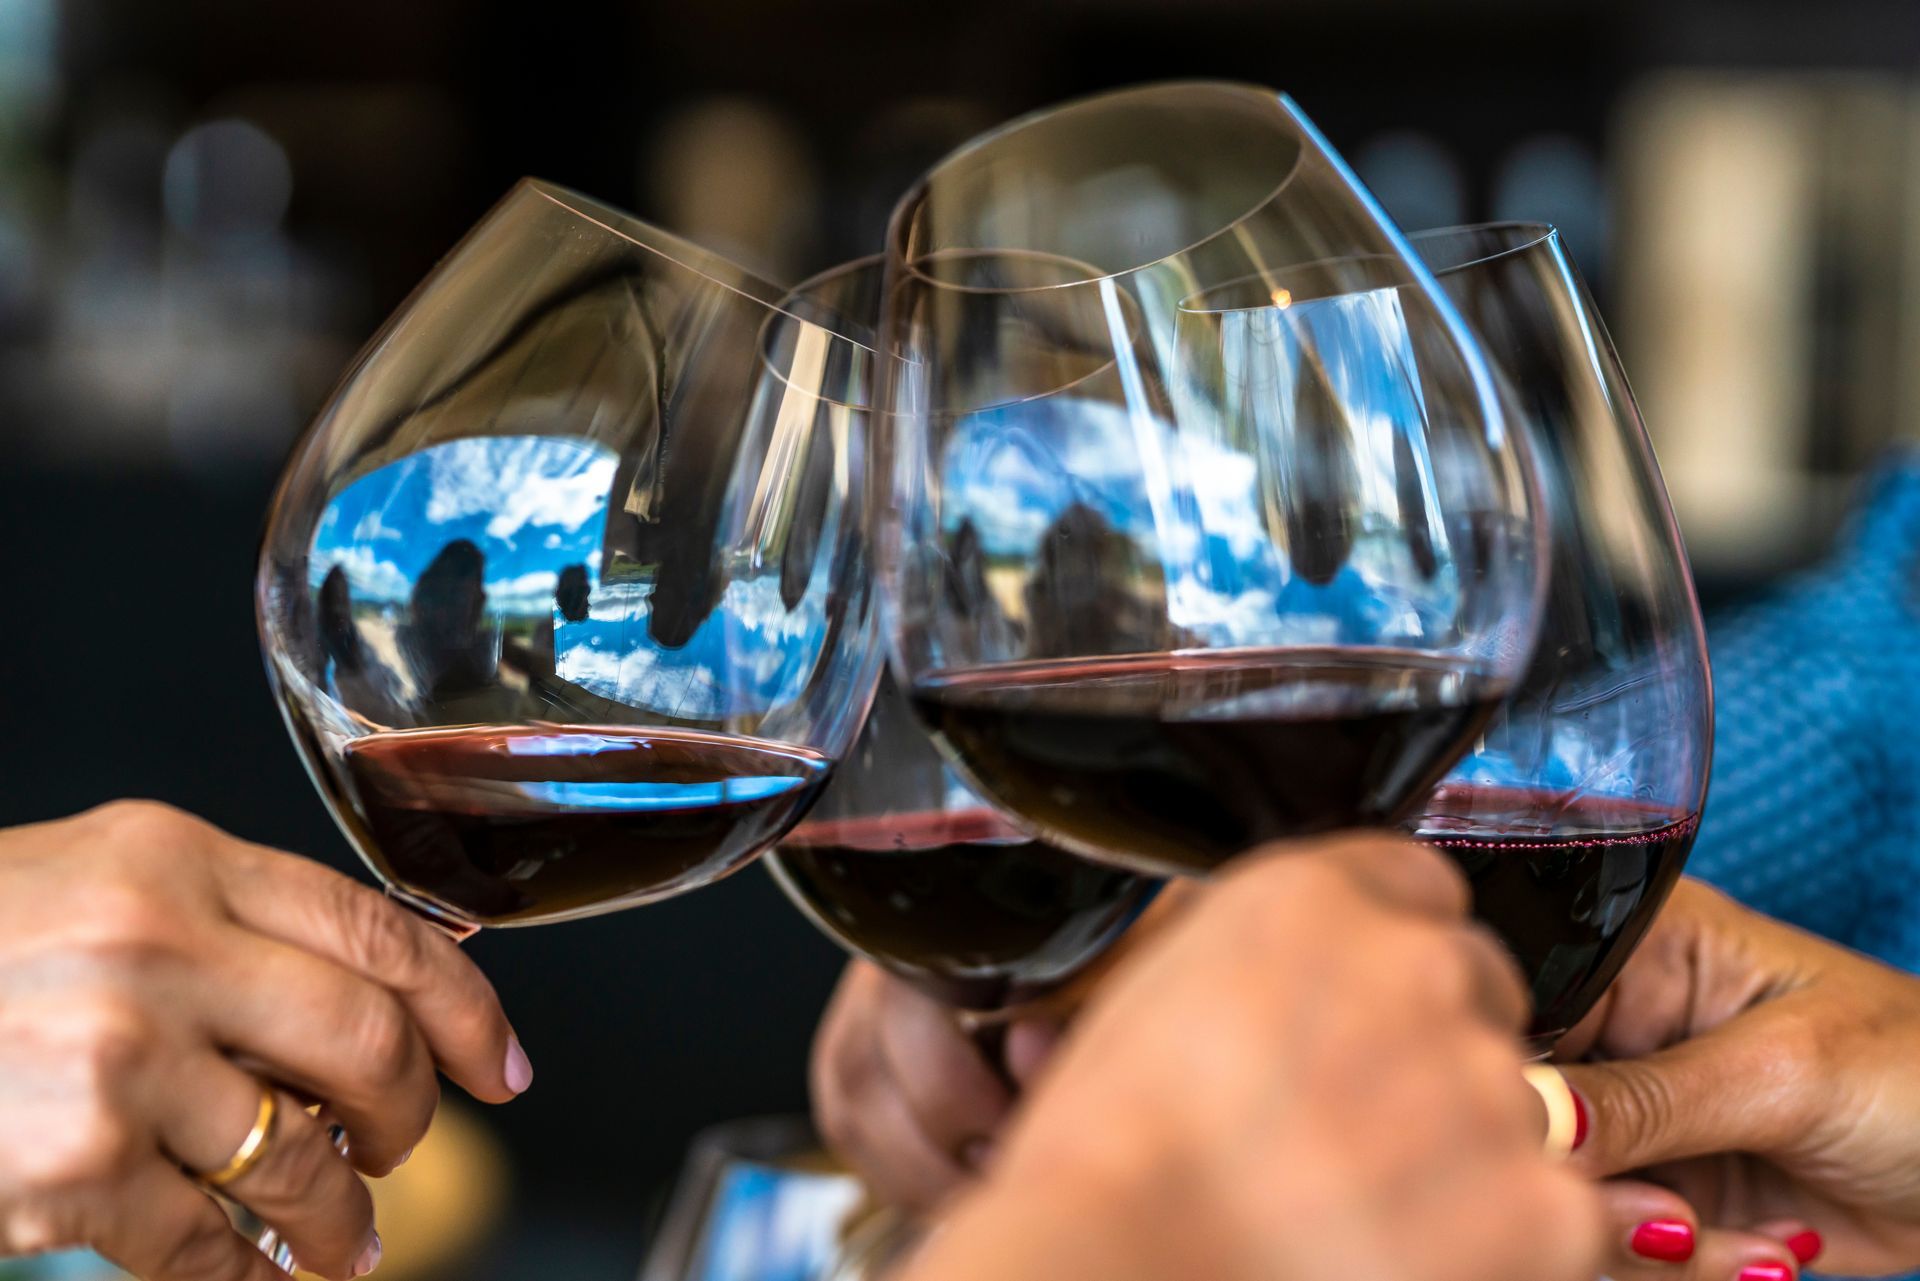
[1416, 786, 1699, 1047]
[339, 725, 831, 926]
[768, 809, 1159, 1010]
[910, 649, 1503, 876]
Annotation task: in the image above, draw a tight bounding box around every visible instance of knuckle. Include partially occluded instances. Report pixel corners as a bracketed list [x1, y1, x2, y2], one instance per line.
[1409, 930, 1476, 1008]
[16, 1108, 142, 1194]
[2, 1198, 79, 1255]
[330, 879, 426, 979]
[1226, 848, 1354, 923]
[342, 992, 417, 1089]
[86, 800, 207, 854]
[70, 880, 182, 953]
[69, 1002, 158, 1089]
[1594, 1060, 1676, 1156]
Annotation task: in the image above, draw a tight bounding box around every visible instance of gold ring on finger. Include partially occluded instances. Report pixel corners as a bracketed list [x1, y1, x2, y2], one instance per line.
[199, 1084, 278, 1188]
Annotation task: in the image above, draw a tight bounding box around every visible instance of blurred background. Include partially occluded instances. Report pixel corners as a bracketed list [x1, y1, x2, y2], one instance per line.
[1, 0, 1917, 1276]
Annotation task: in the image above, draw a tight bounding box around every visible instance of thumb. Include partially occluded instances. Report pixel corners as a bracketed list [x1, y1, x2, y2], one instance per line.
[1560, 1006, 1813, 1177]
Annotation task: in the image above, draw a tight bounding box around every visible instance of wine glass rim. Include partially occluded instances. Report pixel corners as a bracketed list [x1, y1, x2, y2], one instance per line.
[757, 253, 903, 411]
[890, 80, 1310, 292]
[1172, 221, 1562, 315]
[1405, 221, 1558, 275]
[844, 247, 1138, 414]
[521, 178, 882, 358]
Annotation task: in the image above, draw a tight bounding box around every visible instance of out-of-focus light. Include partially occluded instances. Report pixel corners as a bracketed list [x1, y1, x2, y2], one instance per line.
[1353, 132, 1467, 233]
[163, 119, 293, 239]
[644, 97, 818, 281]
[1270, 287, 1291, 309]
[165, 354, 298, 479]
[0, 0, 58, 123]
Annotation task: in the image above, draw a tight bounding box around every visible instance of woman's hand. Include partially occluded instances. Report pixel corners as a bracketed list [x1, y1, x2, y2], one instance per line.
[1560, 878, 1920, 1279]
[901, 835, 1603, 1281]
[0, 801, 529, 1281]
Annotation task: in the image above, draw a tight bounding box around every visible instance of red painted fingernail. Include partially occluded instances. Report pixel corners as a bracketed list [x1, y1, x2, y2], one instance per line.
[1570, 1086, 1589, 1150]
[1736, 1264, 1792, 1281]
[1629, 1220, 1695, 1263]
[1785, 1232, 1822, 1265]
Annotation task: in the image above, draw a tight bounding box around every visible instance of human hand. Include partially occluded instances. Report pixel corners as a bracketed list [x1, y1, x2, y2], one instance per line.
[900, 834, 1602, 1281]
[0, 802, 528, 1281]
[1560, 878, 1920, 1279]
[810, 961, 1063, 1211]
[809, 883, 1200, 1211]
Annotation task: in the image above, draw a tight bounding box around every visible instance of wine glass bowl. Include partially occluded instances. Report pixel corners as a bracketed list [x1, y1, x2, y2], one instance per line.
[877, 85, 1545, 878]
[738, 254, 1163, 1014]
[1401, 223, 1712, 1054]
[768, 668, 1159, 1012]
[256, 180, 882, 932]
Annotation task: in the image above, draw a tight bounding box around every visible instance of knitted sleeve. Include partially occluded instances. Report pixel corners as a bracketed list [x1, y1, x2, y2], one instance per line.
[1687, 462, 1920, 965]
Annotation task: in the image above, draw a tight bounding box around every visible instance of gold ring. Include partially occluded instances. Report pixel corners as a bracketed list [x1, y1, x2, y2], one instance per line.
[1522, 1064, 1578, 1161]
[201, 1086, 277, 1188]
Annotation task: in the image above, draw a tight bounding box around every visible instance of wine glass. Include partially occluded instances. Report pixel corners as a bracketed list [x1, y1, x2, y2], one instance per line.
[640, 1116, 867, 1281]
[1399, 223, 1712, 1056]
[877, 83, 1546, 878]
[258, 178, 882, 935]
[253, 180, 882, 1263]
[755, 257, 1159, 1047]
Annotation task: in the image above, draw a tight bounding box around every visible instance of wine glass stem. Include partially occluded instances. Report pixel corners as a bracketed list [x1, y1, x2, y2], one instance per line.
[955, 1005, 1032, 1090]
[257, 890, 478, 1270]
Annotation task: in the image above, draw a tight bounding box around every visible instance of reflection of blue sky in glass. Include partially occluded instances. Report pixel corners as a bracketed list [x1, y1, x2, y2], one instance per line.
[939, 393, 1459, 648]
[311, 435, 614, 608]
[308, 435, 838, 722]
[553, 576, 833, 723]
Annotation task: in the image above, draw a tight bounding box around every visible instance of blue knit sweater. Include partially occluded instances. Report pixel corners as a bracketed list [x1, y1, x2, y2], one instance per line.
[1691, 459, 1920, 966]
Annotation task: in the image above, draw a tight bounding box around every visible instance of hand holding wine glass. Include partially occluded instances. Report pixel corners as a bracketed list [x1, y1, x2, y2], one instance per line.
[897, 833, 1603, 1281]
[0, 802, 522, 1281]
[1558, 879, 1920, 1281]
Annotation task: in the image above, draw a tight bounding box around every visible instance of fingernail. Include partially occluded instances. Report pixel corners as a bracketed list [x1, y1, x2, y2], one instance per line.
[1785, 1231, 1822, 1265]
[961, 1138, 992, 1171]
[1629, 1220, 1695, 1263]
[504, 1035, 533, 1094]
[1570, 1086, 1589, 1151]
[1735, 1264, 1792, 1281]
[395, 1146, 414, 1167]
[354, 1232, 382, 1277]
